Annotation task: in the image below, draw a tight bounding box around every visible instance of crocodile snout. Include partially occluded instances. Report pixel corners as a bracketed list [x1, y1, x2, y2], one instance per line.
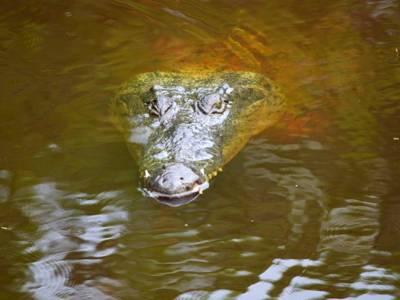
[145, 163, 209, 206]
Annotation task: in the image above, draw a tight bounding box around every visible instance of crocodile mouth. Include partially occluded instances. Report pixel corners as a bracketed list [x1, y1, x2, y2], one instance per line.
[144, 181, 209, 207]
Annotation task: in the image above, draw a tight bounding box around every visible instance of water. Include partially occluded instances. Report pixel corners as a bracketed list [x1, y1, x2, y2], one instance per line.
[0, 1, 399, 299]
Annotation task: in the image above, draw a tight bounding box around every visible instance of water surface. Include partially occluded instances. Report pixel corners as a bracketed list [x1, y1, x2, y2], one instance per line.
[0, 1, 399, 299]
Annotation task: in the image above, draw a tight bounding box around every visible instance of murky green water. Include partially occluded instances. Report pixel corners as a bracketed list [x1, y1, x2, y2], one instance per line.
[1, 1, 399, 299]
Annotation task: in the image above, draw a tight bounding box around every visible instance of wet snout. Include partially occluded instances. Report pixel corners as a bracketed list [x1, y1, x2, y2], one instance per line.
[146, 163, 208, 206]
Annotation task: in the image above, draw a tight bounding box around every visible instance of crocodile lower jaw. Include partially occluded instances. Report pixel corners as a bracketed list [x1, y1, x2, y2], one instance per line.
[143, 181, 209, 207]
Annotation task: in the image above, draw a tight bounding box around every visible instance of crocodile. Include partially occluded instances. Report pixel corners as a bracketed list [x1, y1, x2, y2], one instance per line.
[111, 71, 284, 206]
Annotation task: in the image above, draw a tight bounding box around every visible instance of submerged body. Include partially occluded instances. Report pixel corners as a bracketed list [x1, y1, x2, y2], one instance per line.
[111, 71, 284, 206]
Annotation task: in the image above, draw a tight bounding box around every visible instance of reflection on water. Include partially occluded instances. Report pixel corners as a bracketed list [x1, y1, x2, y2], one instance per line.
[12, 180, 128, 299]
[1, 0, 400, 299]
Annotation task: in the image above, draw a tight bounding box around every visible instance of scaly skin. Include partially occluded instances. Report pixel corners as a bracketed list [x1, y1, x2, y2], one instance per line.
[111, 71, 285, 205]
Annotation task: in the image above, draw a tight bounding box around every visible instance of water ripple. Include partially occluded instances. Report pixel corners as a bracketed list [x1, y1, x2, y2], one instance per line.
[18, 181, 127, 299]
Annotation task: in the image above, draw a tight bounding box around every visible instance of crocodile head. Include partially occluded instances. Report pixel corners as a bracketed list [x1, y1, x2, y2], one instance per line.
[111, 72, 284, 206]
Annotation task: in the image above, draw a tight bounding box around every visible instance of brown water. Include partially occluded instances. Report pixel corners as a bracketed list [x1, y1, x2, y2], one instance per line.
[1, 1, 400, 299]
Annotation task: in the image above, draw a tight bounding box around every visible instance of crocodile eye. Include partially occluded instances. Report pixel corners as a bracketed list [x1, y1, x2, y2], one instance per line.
[195, 84, 233, 115]
[196, 93, 229, 115]
[147, 98, 160, 117]
[147, 95, 173, 117]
